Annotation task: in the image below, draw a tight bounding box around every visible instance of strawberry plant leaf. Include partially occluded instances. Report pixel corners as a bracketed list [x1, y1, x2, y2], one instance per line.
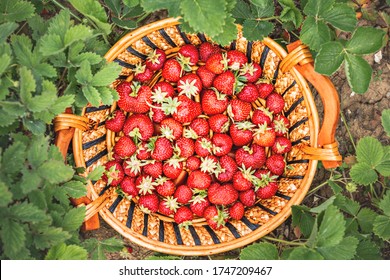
[1, 140, 27, 176]
[250, 0, 274, 18]
[345, 52, 372, 94]
[27, 80, 57, 113]
[303, 0, 334, 17]
[62, 181, 87, 199]
[287, 247, 324, 260]
[212, 15, 238, 46]
[23, 118, 46, 135]
[111, 18, 137, 30]
[64, 25, 93, 47]
[315, 41, 345, 76]
[123, 0, 140, 8]
[83, 85, 101, 107]
[278, 0, 303, 28]
[37, 160, 74, 184]
[381, 109, 390, 137]
[20, 169, 42, 194]
[10, 201, 47, 223]
[45, 243, 88, 260]
[71, 52, 103, 66]
[34, 227, 71, 250]
[0, 22, 18, 43]
[376, 146, 390, 177]
[19, 66, 36, 104]
[350, 162, 378, 186]
[146, 255, 182, 260]
[316, 236, 358, 260]
[355, 239, 382, 260]
[242, 19, 274, 41]
[357, 207, 378, 234]
[0, 181, 12, 207]
[0, 53, 11, 76]
[83, 237, 124, 260]
[1, 219, 26, 258]
[99, 87, 118, 105]
[75, 60, 93, 85]
[321, 3, 357, 32]
[315, 205, 345, 247]
[300, 16, 331, 51]
[333, 194, 360, 216]
[232, 0, 252, 21]
[239, 242, 279, 260]
[61, 207, 86, 232]
[140, 0, 181, 17]
[310, 196, 336, 214]
[87, 165, 105, 181]
[378, 191, 390, 217]
[0, 0, 35, 23]
[373, 215, 390, 240]
[356, 136, 384, 167]
[91, 62, 122, 87]
[39, 34, 64, 56]
[291, 205, 315, 237]
[346, 27, 387, 55]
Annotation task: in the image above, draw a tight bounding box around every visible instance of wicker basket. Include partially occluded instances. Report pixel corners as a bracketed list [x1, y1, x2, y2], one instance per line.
[54, 18, 342, 256]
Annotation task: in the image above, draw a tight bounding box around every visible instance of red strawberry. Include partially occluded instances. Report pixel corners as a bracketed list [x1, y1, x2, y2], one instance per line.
[145, 49, 166, 71]
[239, 189, 256, 207]
[187, 170, 212, 190]
[205, 52, 228, 74]
[252, 107, 273, 126]
[120, 176, 138, 197]
[123, 114, 154, 143]
[155, 177, 176, 196]
[208, 183, 238, 205]
[172, 95, 202, 124]
[143, 160, 163, 178]
[103, 161, 124, 186]
[229, 121, 255, 146]
[236, 83, 259, 103]
[190, 195, 210, 217]
[113, 136, 136, 159]
[266, 154, 286, 176]
[229, 201, 245, 220]
[196, 65, 216, 88]
[194, 137, 213, 157]
[272, 136, 292, 154]
[138, 193, 159, 213]
[232, 167, 255, 191]
[235, 144, 266, 169]
[162, 58, 182, 82]
[117, 82, 152, 113]
[136, 175, 155, 195]
[106, 110, 125, 132]
[208, 114, 230, 133]
[201, 89, 229, 115]
[240, 62, 262, 83]
[187, 118, 210, 138]
[256, 83, 274, 99]
[199, 42, 221, 62]
[136, 142, 151, 160]
[150, 103, 168, 123]
[116, 81, 134, 112]
[134, 63, 153, 83]
[150, 137, 173, 161]
[178, 44, 199, 65]
[123, 155, 143, 177]
[216, 155, 238, 182]
[174, 184, 193, 204]
[227, 50, 248, 71]
[177, 73, 202, 98]
[212, 133, 233, 157]
[199, 155, 219, 175]
[272, 114, 290, 136]
[213, 70, 236, 96]
[256, 181, 278, 199]
[112, 152, 124, 164]
[159, 197, 178, 216]
[174, 206, 193, 225]
[227, 99, 251, 122]
[266, 92, 285, 114]
[204, 205, 228, 230]
[253, 123, 276, 147]
[151, 81, 175, 103]
[160, 118, 183, 141]
[175, 137, 195, 158]
[186, 156, 201, 171]
[163, 158, 184, 179]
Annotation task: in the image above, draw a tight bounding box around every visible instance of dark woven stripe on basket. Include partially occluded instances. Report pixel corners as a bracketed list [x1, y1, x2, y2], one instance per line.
[256, 203, 278, 216]
[285, 96, 304, 117]
[282, 81, 297, 97]
[260, 46, 270, 69]
[159, 29, 177, 47]
[85, 149, 108, 167]
[126, 201, 136, 228]
[189, 225, 202, 245]
[142, 36, 158, 49]
[225, 222, 241, 238]
[203, 225, 221, 244]
[173, 223, 184, 245]
[114, 58, 136, 69]
[289, 117, 308, 133]
[82, 135, 106, 150]
[241, 216, 260, 230]
[127, 46, 148, 60]
[246, 41, 253, 62]
[85, 104, 111, 113]
[276, 192, 291, 201]
[109, 196, 123, 213]
[291, 136, 310, 146]
[197, 33, 207, 42]
[176, 25, 191, 44]
[159, 220, 165, 242]
[142, 214, 149, 236]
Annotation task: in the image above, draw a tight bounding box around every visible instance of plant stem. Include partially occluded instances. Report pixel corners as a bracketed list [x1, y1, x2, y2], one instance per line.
[256, 16, 280, 21]
[340, 111, 357, 152]
[51, 0, 82, 21]
[263, 236, 304, 246]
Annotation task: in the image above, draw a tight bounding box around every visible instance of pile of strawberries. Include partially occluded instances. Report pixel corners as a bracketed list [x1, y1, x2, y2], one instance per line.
[102, 42, 291, 229]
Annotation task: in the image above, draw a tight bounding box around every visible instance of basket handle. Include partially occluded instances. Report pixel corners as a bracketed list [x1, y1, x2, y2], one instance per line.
[53, 109, 100, 230]
[282, 40, 342, 169]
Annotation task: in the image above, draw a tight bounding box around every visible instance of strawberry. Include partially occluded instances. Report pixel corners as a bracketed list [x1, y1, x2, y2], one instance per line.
[190, 195, 210, 217]
[159, 196, 179, 216]
[199, 42, 221, 62]
[138, 193, 160, 213]
[151, 81, 175, 103]
[112, 152, 124, 164]
[256, 83, 274, 99]
[136, 142, 151, 160]
[174, 184, 193, 204]
[266, 92, 285, 114]
[204, 205, 228, 230]
[205, 52, 228, 74]
[232, 166, 255, 191]
[160, 118, 183, 141]
[106, 110, 125, 132]
[187, 170, 212, 190]
[216, 155, 238, 183]
[196, 65, 216, 88]
[120, 176, 138, 197]
[178, 44, 199, 65]
[212, 133, 233, 157]
[163, 158, 184, 179]
[175, 137, 195, 158]
[253, 123, 276, 147]
[272, 136, 292, 154]
[172, 95, 202, 124]
[187, 118, 210, 138]
[239, 188, 256, 207]
[177, 73, 202, 98]
[235, 144, 266, 169]
[150, 137, 173, 161]
[256, 181, 278, 199]
[186, 156, 201, 171]
[136, 175, 155, 195]
[194, 137, 213, 157]
[114, 136, 136, 159]
[227, 99, 251, 122]
[123, 114, 154, 143]
[208, 114, 230, 133]
[266, 154, 286, 176]
[272, 114, 290, 136]
[116, 81, 134, 112]
[134, 63, 153, 83]
[155, 177, 176, 196]
[240, 62, 262, 83]
[145, 49, 166, 71]
[103, 161, 124, 186]
[150, 103, 168, 123]
[213, 70, 236, 96]
[252, 107, 273, 126]
[143, 160, 163, 178]
[117, 82, 152, 113]
[229, 121, 255, 146]
[174, 206, 193, 225]
[208, 183, 238, 205]
[162, 58, 182, 82]
[227, 50, 248, 71]
[123, 155, 143, 177]
[236, 83, 259, 103]
[199, 155, 219, 175]
[229, 201, 245, 220]
[201, 89, 229, 115]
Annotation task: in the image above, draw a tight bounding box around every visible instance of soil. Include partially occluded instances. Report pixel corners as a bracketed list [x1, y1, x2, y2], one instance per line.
[81, 13, 390, 260]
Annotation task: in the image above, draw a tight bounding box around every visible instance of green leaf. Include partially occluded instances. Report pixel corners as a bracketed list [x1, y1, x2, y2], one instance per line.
[20, 169, 42, 194]
[355, 240, 382, 260]
[87, 165, 105, 181]
[83, 237, 124, 260]
[376, 148, 390, 176]
[382, 109, 390, 137]
[62, 181, 87, 199]
[0, 53, 11, 76]
[83, 85, 101, 107]
[26, 80, 57, 113]
[346, 27, 386, 55]
[61, 207, 85, 231]
[91, 62, 122, 87]
[345, 53, 372, 94]
[0, 0, 35, 23]
[333, 194, 360, 216]
[373, 215, 390, 240]
[72, 52, 102, 66]
[317, 236, 358, 260]
[34, 227, 71, 250]
[292, 205, 315, 237]
[75, 60, 93, 85]
[11, 201, 47, 223]
[250, 0, 274, 18]
[1, 140, 26, 175]
[0, 181, 12, 207]
[46, 9, 70, 36]
[1, 219, 26, 258]
[48, 95, 75, 117]
[19, 66, 36, 104]
[350, 162, 378, 186]
[39, 34, 64, 56]
[327, 180, 343, 194]
[45, 243, 88, 260]
[357, 207, 378, 234]
[240, 242, 279, 260]
[37, 160, 74, 184]
[99, 87, 116, 105]
[310, 196, 336, 214]
[123, 0, 140, 8]
[321, 3, 357, 32]
[64, 25, 93, 47]
[146, 255, 182, 260]
[378, 191, 390, 217]
[356, 136, 384, 167]
[232, 0, 252, 20]
[212, 15, 238, 46]
[140, 0, 181, 17]
[104, 0, 122, 15]
[242, 19, 274, 41]
[300, 16, 331, 51]
[315, 205, 345, 247]
[304, 0, 334, 17]
[278, 0, 303, 28]
[315, 41, 345, 75]
[0, 22, 18, 43]
[112, 18, 137, 29]
[180, 0, 227, 37]
[287, 247, 324, 260]
[23, 118, 46, 135]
